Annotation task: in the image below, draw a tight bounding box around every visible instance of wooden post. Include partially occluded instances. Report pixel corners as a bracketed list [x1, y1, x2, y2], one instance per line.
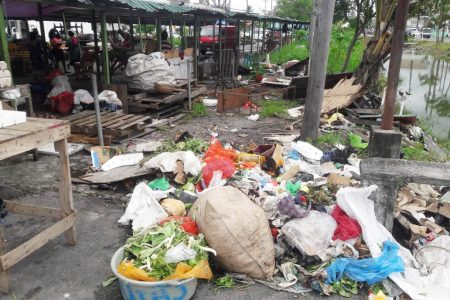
[262, 20, 266, 53]
[301, 0, 336, 141]
[100, 12, 111, 85]
[0, 226, 11, 293]
[138, 17, 143, 51]
[381, 0, 411, 130]
[0, 0, 11, 71]
[129, 17, 134, 51]
[169, 18, 173, 47]
[256, 20, 260, 53]
[250, 20, 254, 53]
[37, 4, 46, 43]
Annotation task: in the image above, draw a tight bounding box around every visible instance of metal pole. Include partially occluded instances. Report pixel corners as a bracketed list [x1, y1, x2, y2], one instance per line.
[92, 11, 100, 77]
[187, 58, 192, 109]
[138, 17, 143, 51]
[0, 0, 11, 70]
[250, 20, 254, 53]
[62, 11, 68, 41]
[219, 20, 222, 72]
[262, 21, 266, 53]
[156, 17, 161, 51]
[181, 18, 185, 49]
[100, 12, 111, 85]
[91, 74, 104, 146]
[129, 18, 134, 51]
[193, 16, 199, 80]
[242, 20, 245, 54]
[257, 20, 260, 53]
[169, 18, 173, 47]
[212, 19, 216, 56]
[381, 0, 411, 130]
[37, 4, 46, 42]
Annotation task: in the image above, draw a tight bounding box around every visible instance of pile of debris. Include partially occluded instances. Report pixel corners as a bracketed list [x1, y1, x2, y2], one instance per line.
[98, 124, 449, 299]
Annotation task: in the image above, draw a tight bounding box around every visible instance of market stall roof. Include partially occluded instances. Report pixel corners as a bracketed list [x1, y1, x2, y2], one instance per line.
[3, 0, 305, 24]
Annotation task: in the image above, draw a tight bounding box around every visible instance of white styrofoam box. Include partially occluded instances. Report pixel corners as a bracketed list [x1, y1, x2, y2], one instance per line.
[0, 110, 26, 128]
[0, 61, 7, 70]
[0, 69, 12, 88]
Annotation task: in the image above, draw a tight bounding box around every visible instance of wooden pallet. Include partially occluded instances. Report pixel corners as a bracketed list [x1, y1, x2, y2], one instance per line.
[62, 111, 152, 139]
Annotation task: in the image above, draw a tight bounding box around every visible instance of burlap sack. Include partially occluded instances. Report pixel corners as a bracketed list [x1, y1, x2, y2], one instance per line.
[189, 186, 275, 279]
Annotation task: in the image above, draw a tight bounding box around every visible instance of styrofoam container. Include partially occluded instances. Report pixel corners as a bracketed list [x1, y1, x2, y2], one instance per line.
[203, 98, 218, 107]
[111, 247, 197, 300]
[0, 110, 26, 128]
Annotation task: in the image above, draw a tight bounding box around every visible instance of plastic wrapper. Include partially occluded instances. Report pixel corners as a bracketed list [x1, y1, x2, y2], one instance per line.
[326, 241, 404, 285]
[202, 156, 235, 186]
[281, 210, 337, 257]
[49, 91, 74, 114]
[331, 205, 361, 241]
[148, 178, 170, 191]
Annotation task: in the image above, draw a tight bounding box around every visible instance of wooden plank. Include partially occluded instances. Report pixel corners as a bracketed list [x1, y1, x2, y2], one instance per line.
[0, 123, 70, 160]
[61, 110, 95, 122]
[54, 139, 77, 246]
[81, 113, 129, 127]
[80, 165, 152, 183]
[129, 92, 150, 100]
[72, 112, 115, 126]
[0, 214, 76, 270]
[0, 227, 10, 292]
[68, 133, 112, 145]
[349, 108, 382, 115]
[149, 113, 186, 127]
[4, 200, 63, 219]
[118, 116, 152, 130]
[104, 114, 143, 128]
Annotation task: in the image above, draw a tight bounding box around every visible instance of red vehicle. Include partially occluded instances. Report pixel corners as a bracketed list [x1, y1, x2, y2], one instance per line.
[200, 25, 237, 54]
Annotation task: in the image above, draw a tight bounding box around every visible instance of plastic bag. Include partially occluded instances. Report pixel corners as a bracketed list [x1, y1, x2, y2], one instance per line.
[144, 151, 202, 176]
[286, 180, 301, 195]
[204, 141, 236, 161]
[291, 141, 323, 161]
[164, 243, 197, 264]
[326, 241, 405, 285]
[348, 133, 368, 149]
[281, 210, 336, 256]
[101, 153, 143, 171]
[74, 89, 93, 105]
[98, 90, 122, 105]
[49, 91, 74, 114]
[148, 178, 170, 191]
[277, 196, 309, 219]
[118, 182, 169, 231]
[202, 156, 235, 186]
[331, 205, 362, 241]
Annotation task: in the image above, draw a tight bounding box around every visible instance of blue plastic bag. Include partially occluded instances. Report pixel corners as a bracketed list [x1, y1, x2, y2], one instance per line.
[326, 241, 404, 285]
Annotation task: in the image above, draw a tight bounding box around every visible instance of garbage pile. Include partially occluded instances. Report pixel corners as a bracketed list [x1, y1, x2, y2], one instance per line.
[114, 131, 450, 299]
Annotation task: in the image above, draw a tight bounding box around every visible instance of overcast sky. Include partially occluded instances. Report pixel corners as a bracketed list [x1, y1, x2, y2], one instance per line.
[191, 0, 277, 14]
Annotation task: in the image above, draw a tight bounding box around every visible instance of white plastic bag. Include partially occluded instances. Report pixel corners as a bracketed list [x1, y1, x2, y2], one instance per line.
[74, 89, 94, 105]
[291, 141, 323, 161]
[164, 243, 197, 264]
[118, 182, 169, 231]
[281, 210, 337, 257]
[144, 151, 202, 176]
[98, 90, 122, 105]
[1, 87, 21, 99]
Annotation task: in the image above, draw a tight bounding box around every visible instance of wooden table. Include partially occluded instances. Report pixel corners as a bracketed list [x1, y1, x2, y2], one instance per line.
[0, 118, 76, 293]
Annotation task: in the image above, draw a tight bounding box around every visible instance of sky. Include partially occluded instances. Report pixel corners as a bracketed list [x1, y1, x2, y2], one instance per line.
[192, 0, 277, 14]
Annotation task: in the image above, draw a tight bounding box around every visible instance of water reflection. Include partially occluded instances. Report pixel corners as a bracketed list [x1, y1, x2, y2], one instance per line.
[397, 49, 450, 139]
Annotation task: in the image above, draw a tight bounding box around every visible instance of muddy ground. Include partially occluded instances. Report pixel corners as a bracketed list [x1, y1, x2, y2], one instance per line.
[0, 107, 361, 300]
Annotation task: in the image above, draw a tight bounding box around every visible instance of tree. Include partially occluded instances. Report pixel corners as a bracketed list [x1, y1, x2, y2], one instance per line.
[276, 0, 314, 22]
[354, 0, 398, 90]
[334, 0, 351, 23]
[341, 0, 376, 72]
[198, 0, 231, 11]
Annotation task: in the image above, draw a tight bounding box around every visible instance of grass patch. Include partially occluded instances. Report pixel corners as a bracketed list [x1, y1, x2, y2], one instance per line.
[316, 132, 345, 147]
[415, 41, 450, 62]
[418, 118, 450, 154]
[402, 143, 438, 162]
[255, 100, 297, 117]
[270, 26, 365, 74]
[190, 102, 207, 117]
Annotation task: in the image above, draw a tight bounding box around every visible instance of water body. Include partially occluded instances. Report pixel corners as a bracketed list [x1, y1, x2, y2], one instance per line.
[396, 49, 450, 139]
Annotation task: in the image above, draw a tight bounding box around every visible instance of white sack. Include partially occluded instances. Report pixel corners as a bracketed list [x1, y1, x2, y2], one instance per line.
[98, 90, 122, 105]
[74, 89, 94, 105]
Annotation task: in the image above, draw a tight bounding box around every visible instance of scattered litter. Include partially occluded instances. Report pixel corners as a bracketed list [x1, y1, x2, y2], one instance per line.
[101, 153, 144, 171]
[247, 114, 260, 121]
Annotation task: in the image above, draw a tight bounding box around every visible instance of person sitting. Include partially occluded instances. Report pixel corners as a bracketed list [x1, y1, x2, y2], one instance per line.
[161, 29, 172, 51]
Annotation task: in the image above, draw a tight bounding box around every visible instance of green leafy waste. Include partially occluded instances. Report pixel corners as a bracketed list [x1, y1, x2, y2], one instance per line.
[348, 133, 368, 149]
[123, 221, 212, 280]
[331, 277, 359, 298]
[214, 274, 235, 289]
[158, 138, 208, 154]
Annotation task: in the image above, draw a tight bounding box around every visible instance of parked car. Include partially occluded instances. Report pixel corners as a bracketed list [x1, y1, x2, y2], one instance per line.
[199, 25, 237, 54]
[420, 28, 432, 39]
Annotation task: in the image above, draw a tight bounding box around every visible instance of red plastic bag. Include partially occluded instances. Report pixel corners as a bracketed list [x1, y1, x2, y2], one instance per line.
[49, 91, 74, 114]
[204, 140, 236, 161]
[159, 216, 199, 235]
[202, 155, 236, 186]
[331, 205, 361, 241]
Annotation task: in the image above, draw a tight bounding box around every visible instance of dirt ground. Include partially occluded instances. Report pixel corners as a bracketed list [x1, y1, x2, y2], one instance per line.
[0, 107, 362, 300]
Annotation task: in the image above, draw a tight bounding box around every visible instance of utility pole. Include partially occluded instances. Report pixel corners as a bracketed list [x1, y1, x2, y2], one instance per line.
[301, 0, 336, 141]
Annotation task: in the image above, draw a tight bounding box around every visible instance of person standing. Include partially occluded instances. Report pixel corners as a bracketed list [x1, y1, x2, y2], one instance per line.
[67, 31, 80, 69]
[50, 32, 67, 73]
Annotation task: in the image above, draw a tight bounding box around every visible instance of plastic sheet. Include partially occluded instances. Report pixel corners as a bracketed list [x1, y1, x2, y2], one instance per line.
[148, 178, 170, 191]
[331, 205, 361, 241]
[326, 241, 404, 285]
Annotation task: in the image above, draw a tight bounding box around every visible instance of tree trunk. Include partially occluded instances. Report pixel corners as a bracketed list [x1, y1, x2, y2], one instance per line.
[341, 27, 361, 72]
